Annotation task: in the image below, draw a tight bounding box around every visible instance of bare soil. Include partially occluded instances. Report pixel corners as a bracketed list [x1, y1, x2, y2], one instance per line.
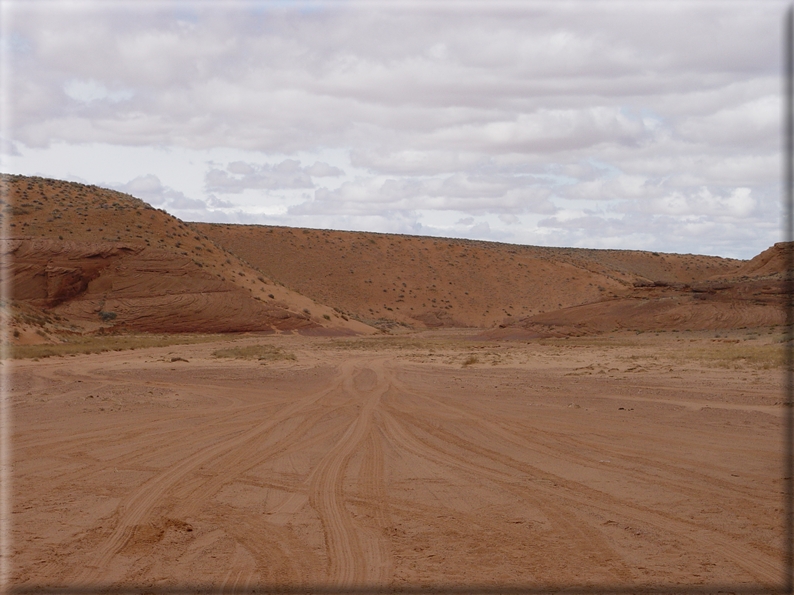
[9, 329, 784, 590]
[195, 222, 748, 331]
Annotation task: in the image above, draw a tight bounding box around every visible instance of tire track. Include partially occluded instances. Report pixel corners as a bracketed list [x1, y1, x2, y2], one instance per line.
[14, 345, 782, 586]
[386, 366, 780, 583]
[307, 359, 391, 586]
[377, 406, 635, 582]
[74, 367, 349, 585]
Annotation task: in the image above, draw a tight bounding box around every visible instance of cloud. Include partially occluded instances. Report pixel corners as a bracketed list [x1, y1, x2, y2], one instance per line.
[115, 174, 208, 212]
[206, 193, 235, 208]
[295, 172, 556, 217]
[350, 149, 485, 176]
[8, 4, 781, 154]
[536, 187, 773, 258]
[0, 137, 21, 156]
[64, 79, 133, 103]
[306, 161, 344, 177]
[645, 187, 758, 219]
[673, 94, 780, 154]
[226, 161, 255, 175]
[499, 214, 520, 225]
[205, 159, 342, 193]
[469, 221, 491, 236]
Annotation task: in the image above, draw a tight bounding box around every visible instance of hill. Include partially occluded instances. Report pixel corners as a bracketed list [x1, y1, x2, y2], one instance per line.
[483, 245, 787, 339]
[1, 174, 373, 343]
[195, 223, 763, 331]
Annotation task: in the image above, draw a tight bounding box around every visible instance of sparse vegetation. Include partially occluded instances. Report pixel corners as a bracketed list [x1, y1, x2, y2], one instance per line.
[676, 343, 783, 370]
[7, 333, 223, 359]
[212, 344, 296, 362]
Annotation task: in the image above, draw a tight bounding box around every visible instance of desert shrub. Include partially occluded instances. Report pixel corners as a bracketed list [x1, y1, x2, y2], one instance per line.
[462, 355, 479, 367]
[323, 314, 331, 320]
[98, 311, 117, 321]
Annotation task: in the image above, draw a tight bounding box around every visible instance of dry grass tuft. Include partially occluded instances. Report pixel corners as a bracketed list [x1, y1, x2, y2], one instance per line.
[676, 343, 783, 370]
[213, 344, 296, 362]
[462, 354, 479, 367]
[328, 336, 497, 352]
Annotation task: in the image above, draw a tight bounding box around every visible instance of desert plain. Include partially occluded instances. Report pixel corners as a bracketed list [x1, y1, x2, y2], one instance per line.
[1, 174, 789, 591]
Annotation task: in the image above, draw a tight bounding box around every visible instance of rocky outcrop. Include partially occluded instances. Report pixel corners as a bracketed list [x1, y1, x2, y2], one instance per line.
[3, 237, 318, 333]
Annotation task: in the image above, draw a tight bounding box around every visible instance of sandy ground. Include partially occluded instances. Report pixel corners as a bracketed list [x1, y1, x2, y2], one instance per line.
[8, 330, 785, 590]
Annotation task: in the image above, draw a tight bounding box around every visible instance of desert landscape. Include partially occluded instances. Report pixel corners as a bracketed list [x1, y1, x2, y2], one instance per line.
[2, 174, 788, 591]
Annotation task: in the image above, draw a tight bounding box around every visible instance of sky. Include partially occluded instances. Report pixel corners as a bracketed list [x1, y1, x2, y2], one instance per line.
[0, 0, 787, 259]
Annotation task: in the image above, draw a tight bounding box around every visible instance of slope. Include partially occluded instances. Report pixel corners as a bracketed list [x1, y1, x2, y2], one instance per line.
[196, 223, 744, 330]
[1, 175, 373, 341]
[485, 245, 787, 338]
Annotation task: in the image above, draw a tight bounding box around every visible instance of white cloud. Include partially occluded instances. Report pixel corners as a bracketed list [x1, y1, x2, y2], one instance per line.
[306, 161, 344, 178]
[0, 137, 21, 156]
[204, 159, 344, 194]
[63, 79, 133, 103]
[205, 160, 311, 193]
[677, 94, 779, 146]
[206, 194, 235, 209]
[115, 174, 208, 213]
[291, 172, 556, 218]
[648, 187, 757, 219]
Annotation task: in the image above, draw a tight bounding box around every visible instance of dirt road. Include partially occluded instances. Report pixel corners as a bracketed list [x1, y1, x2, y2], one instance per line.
[8, 332, 785, 589]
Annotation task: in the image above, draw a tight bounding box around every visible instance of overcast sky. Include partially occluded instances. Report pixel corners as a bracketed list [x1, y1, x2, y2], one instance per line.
[0, 0, 787, 258]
